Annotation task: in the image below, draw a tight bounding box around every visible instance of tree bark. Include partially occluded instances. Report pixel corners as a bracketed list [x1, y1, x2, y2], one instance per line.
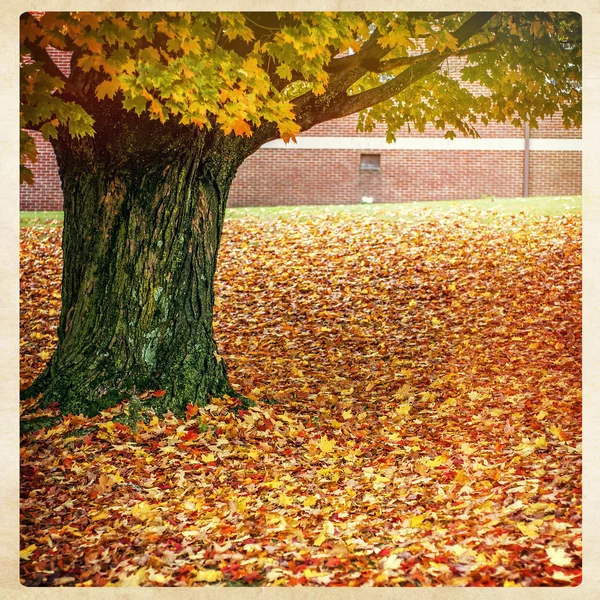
[23, 112, 253, 416]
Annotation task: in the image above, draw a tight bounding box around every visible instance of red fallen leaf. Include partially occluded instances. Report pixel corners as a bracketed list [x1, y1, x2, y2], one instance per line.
[242, 571, 262, 583]
[256, 419, 273, 431]
[325, 557, 341, 567]
[290, 562, 307, 574]
[182, 430, 199, 442]
[83, 435, 92, 445]
[153, 389, 167, 398]
[185, 403, 199, 419]
[377, 547, 392, 557]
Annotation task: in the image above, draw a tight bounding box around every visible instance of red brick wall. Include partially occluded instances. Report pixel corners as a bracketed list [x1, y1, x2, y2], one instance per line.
[20, 131, 64, 211]
[305, 113, 527, 138]
[529, 151, 582, 197]
[229, 149, 527, 206]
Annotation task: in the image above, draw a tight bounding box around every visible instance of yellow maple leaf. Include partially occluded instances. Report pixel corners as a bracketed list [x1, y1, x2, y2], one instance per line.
[342, 410, 353, 420]
[131, 501, 152, 520]
[183, 498, 198, 511]
[278, 493, 293, 507]
[551, 571, 577, 582]
[516, 522, 539, 538]
[460, 442, 476, 455]
[449, 544, 468, 556]
[90, 509, 111, 522]
[534, 435, 548, 447]
[148, 572, 167, 583]
[318, 436, 335, 453]
[475, 500, 494, 513]
[196, 569, 223, 582]
[279, 120, 302, 144]
[516, 442, 537, 456]
[410, 514, 428, 528]
[95, 78, 121, 100]
[381, 554, 402, 571]
[396, 402, 411, 416]
[201, 452, 216, 463]
[414, 462, 429, 476]
[313, 532, 327, 546]
[116, 567, 147, 586]
[454, 469, 470, 483]
[304, 568, 331, 582]
[546, 547, 573, 567]
[549, 425, 567, 440]
[426, 454, 448, 467]
[20, 544, 37, 560]
[303, 495, 318, 507]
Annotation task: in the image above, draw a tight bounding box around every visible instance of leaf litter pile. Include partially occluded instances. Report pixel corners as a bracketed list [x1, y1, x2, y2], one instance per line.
[20, 206, 581, 587]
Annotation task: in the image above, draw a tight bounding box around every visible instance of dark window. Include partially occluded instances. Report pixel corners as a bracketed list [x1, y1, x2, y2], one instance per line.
[360, 154, 381, 172]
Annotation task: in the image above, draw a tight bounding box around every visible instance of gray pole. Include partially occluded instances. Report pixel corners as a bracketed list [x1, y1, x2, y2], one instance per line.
[523, 122, 530, 198]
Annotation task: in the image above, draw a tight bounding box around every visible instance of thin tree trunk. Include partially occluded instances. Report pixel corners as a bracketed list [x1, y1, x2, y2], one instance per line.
[23, 116, 249, 416]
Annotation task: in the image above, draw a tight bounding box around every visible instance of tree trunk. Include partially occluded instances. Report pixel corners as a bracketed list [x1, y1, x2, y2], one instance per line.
[24, 114, 251, 416]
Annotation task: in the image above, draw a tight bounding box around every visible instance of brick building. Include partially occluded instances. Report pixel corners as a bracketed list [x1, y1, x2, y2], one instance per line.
[20, 51, 582, 211]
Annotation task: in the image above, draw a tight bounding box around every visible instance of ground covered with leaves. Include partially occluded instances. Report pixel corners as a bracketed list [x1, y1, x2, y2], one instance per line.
[20, 205, 581, 587]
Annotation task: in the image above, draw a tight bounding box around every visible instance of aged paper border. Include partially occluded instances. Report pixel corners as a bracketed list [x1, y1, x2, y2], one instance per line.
[2, 1, 598, 598]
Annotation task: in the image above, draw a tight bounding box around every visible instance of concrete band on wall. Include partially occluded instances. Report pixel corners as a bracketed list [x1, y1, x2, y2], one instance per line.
[262, 137, 582, 151]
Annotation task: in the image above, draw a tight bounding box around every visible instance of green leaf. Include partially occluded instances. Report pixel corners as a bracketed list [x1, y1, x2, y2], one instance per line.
[122, 95, 148, 115]
[40, 122, 58, 140]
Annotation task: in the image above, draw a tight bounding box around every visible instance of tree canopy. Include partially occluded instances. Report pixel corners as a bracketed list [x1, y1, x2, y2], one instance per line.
[20, 11, 582, 183]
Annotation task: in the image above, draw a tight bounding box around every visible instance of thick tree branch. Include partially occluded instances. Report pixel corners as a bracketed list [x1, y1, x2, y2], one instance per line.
[22, 40, 69, 87]
[324, 28, 388, 74]
[408, 12, 463, 21]
[296, 12, 497, 128]
[375, 40, 497, 73]
[21, 39, 89, 106]
[242, 12, 282, 34]
[446, 11, 497, 46]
